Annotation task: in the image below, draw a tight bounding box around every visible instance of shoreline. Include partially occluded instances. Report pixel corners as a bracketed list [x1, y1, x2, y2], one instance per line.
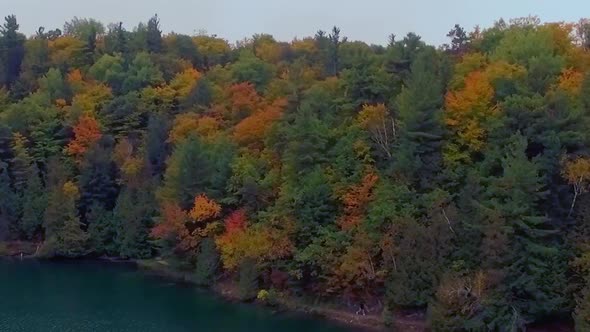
[135, 258, 408, 332]
[0, 242, 410, 331]
[0, 242, 572, 331]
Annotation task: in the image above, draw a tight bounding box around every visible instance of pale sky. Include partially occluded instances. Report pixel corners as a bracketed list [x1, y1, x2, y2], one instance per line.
[3, 0, 590, 45]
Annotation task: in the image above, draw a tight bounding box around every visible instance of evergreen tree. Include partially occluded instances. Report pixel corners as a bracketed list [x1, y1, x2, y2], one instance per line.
[159, 136, 233, 208]
[104, 22, 128, 55]
[0, 15, 25, 88]
[194, 238, 220, 286]
[478, 134, 565, 327]
[182, 78, 212, 111]
[394, 47, 444, 189]
[146, 15, 163, 53]
[238, 258, 259, 301]
[87, 202, 117, 256]
[145, 113, 170, 176]
[10, 133, 33, 193]
[0, 163, 18, 240]
[79, 135, 119, 217]
[42, 181, 88, 257]
[20, 164, 47, 240]
[115, 185, 155, 259]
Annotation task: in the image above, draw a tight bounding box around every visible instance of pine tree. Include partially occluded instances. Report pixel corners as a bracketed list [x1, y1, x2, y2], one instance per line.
[394, 47, 444, 189]
[115, 186, 155, 259]
[238, 258, 259, 301]
[0, 163, 18, 240]
[146, 15, 162, 53]
[10, 133, 33, 193]
[42, 181, 88, 257]
[79, 136, 119, 217]
[479, 134, 565, 327]
[145, 113, 170, 177]
[194, 237, 220, 286]
[87, 203, 117, 256]
[0, 15, 25, 88]
[20, 165, 47, 240]
[183, 78, 212, 111]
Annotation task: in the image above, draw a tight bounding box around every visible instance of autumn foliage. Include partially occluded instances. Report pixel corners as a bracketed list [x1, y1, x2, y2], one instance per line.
[66, 114, 102, 159]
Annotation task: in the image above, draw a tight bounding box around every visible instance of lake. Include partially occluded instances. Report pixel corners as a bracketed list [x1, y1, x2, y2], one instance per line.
[0, 259, 356, 332]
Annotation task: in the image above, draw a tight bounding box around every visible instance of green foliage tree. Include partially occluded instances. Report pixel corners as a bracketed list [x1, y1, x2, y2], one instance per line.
[20, 165, 47, 240]
[238, 258, 259, 301]
[0, 15, 25, 88]
[87, 202, 117, 256]
[194, 237, 220, 286]
[42, 181, 88, 258]
[394, 47, 444, 189]
[159, 136, 233, 208]
[114, 185, 155, 259]
[0, 163, 18, 240]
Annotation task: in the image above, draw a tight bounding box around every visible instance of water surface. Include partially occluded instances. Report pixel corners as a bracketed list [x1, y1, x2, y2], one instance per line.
[0, 259, 355, 332]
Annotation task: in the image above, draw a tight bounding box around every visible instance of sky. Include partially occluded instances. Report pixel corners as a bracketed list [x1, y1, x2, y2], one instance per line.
[3, 0, 590, 45]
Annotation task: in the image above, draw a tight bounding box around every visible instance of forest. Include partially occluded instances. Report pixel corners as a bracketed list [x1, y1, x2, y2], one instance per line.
[1, 13, 590, 330]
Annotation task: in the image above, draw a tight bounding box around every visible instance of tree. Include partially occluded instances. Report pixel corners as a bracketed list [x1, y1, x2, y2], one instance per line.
[231, 52, 275, 92]
[327, 26, 345, 76]
[20, 164, 47, 239]
[63, 17, 105, 41]
[446, 24, 470, 55]
[444, 70, 497, 167]
[79, 136, 119, 217]
[356, 104, 395, 159]
[115, 185, 155, 259]
[88, 54, 125, 92]
[145, 113, 170, 176]
[67, 114, 102, 160]
[38, 68, 69, 102]
[562, 157, 590, 217]
[102, 93, 144, 139]
[158, 136, 233, 208]
[394, 47, 444, 188]
[42, 181, 88, 257]
[0, 163, 18, 240]
[194, 237, 220, 286]
[238, 258, 259, 301]
[183, 77, 212, 111]
[10, 133, 33, 192]
[87, 202, 117, 256]
[104, 22, 128, 55]
[0, 15, 25, 88]
[478, 134, 565, 327]
[122, 52, 164, 93]
[146, 15, 163, 53]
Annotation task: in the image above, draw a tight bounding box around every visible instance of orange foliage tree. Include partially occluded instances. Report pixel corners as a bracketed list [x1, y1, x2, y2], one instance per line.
[152, 194, 222, 254]
[168, 113, 222, 144]
[66, 114, 102, 160]
[227, 82, 263, 122]
[233, 98, 286, 148]
[338, 172, 379, 230]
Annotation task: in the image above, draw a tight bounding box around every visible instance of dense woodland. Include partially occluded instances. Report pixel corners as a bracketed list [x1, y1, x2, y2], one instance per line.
[3, 13, 590, 330]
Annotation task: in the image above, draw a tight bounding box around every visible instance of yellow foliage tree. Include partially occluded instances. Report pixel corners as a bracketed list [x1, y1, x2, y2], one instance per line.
[170, 68, 201, 98]
[444, 71, 498, 166]
[189, 194, 221, 223]
[357, 104, 395, 159]
[562, 157, 590, 216]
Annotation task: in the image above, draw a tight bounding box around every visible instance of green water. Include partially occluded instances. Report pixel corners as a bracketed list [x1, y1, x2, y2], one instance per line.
[0, 259, 355, 332]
